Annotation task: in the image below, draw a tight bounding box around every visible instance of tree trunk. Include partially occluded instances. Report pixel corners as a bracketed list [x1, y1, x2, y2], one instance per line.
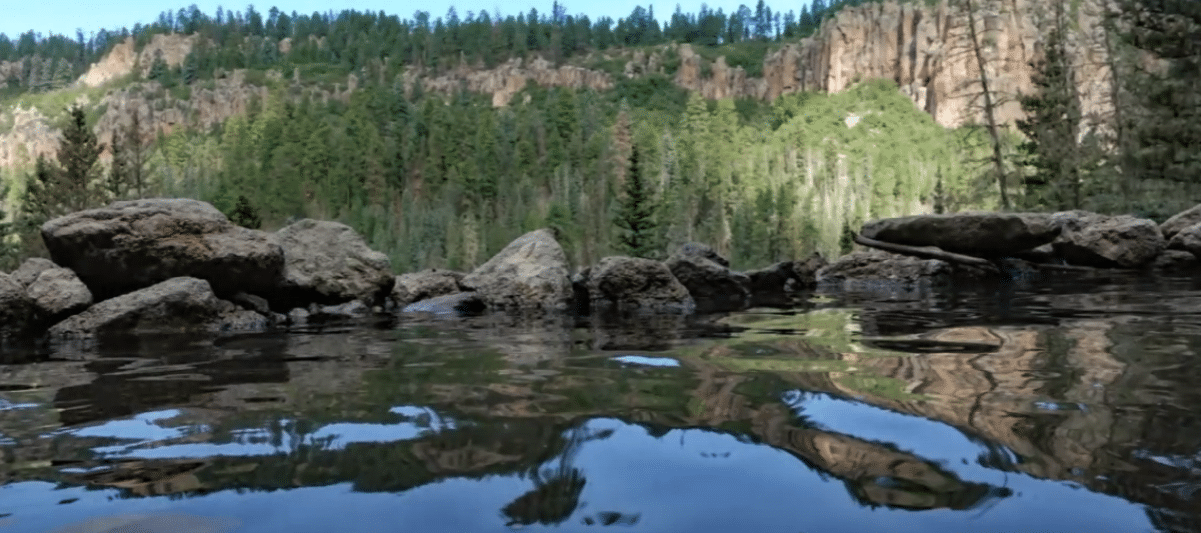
[964, 0, 1010, 209]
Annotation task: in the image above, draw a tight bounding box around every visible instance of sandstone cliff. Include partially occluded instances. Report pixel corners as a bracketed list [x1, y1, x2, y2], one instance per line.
[80, 34, 196, 87]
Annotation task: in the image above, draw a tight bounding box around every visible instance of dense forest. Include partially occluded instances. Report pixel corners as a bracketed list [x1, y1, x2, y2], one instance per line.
[1, 0, 1199, 274]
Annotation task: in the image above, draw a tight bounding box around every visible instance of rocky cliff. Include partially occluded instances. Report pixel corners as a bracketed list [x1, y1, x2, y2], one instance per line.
[674, 0, 1112, 130]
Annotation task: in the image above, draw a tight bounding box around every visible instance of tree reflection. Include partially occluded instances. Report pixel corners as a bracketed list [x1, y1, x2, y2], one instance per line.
[500, 425, 615, 527]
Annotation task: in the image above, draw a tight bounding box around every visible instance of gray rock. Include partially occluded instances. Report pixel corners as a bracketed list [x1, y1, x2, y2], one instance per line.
[817, 251, 952, 287]
[1160, 204, 1201, 240]
[1052, 214, 1165, 268]
[47, 277, 267, 338]
[26, 267, 93, 319]
[312, 300, 372, 320]
[402, 292, 487, 316]
[460, 229, 572, 312]
[665, 243, 749, 312]
[586, 256, 696, 314]
[392, 269, 464, 308]
[287, 307, 311, 325]
[271, 219, 394, 306]
[0, 273, 34, 338]
[670, 242, 730, 268]
[230, 292, 270, 314]
[792, 252, 828, 288]
[1152, 249, 1199, 271]
[1169, 222, 1201, 257]
[860, 212, 1060, 257]
[40, 198, 283, 299]
[11, 257, 57, 287]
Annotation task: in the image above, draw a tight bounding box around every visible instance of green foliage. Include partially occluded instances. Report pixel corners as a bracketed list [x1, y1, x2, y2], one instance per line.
[615, 144, 661, 259]
[231, 195, 263, 229]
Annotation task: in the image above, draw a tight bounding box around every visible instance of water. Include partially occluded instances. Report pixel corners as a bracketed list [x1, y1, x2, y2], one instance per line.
[3, 272, 1201, 533]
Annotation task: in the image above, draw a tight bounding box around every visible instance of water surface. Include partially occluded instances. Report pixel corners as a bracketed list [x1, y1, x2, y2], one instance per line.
[2, 272, 1200, 532]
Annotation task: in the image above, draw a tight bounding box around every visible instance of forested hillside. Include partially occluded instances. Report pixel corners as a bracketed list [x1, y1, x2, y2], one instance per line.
[1, 0, 1198, 273]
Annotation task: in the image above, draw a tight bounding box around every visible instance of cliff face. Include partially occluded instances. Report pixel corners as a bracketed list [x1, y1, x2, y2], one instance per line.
[80, 34, 196, 87]
[675, 0, 1112, 130]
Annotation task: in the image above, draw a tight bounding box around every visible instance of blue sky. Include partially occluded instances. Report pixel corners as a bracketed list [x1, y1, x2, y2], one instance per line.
[3, 0, 817, 41]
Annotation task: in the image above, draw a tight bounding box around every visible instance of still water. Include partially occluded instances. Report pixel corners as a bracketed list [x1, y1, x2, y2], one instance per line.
[2, 272, 1200, 533]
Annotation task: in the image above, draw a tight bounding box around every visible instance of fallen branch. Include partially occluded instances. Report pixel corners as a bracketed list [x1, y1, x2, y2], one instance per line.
[853, 234, 999, 271]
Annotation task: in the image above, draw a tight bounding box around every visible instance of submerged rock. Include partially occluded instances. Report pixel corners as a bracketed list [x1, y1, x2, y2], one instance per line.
[47, 277, 267, 338]
[460, 229, 572, 312]
[402, 292, 487, 316]
[585, 256, 696, 314]
[665, 243, 749, 312]
[271, 219, 394, 307]
[860, 212, 1059, 257]
[40, 198, 283, 300]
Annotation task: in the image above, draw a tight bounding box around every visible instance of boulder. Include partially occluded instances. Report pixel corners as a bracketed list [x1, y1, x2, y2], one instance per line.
[741, 262, 802, 307]
[402, 292, 487, 316]
[1169, 223, 1201, 258]
[817, 251, 952, 286]
[585, 256, 696, 314]
[792, 252, 828, 288]
[10, 257, 57, 287]
[40, 198, 283, 300]
[1052, 214, 1165, 268]
[860, 212, 1059, 257]
[0, 273, 34, 338]
[271, 219, 394, 307]
[1160, 204, 1201, 240]
[392, 269, 464, 308]
[665, 243, 750, 312]
[459, 229, 572, 312]
[26, 267, 93, 319]
[47, 277, 267, 338]
[310, 300, 372, 320]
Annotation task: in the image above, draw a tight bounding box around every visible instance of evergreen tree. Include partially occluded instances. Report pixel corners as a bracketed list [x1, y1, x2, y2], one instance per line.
[615, 144, 659, 258]
[57, 103, 103, 212]
[231, 194, 262, 228]
[1017, 1, 1082, 209]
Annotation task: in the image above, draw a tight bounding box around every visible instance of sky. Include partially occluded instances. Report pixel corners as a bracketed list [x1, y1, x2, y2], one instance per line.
[2, 0, 818, 41]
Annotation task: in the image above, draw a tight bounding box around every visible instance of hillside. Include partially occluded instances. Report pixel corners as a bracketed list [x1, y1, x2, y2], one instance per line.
[1, 0, 1196, 273]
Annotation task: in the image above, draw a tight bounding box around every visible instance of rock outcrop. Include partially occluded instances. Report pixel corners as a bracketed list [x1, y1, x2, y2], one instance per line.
[271, 219, 394, 307]
[584, 256, 696, 314]
[47, 277, 266, 338]
[665, 243, 751, 312]
[459, 229, 573, 312]
[411, 55, 614, 107]
[41, 198, 283, 300]
[860, 212, 1060, 257]
[80, 34, 196, 88]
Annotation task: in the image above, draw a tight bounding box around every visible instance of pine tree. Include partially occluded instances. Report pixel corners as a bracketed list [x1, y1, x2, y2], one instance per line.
[57, 103, 103, 212]
[1017, 1, 1082, 209]
[231, 194, 262, 229]
[616, 144, 659, 258]
[106, 130, 131, 200]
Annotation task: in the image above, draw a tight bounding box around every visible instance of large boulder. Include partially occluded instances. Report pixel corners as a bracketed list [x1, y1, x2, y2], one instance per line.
[459, 229, 572, 312]
[392, 269, 465, 308]
[26, 266, 93, 320]
[817, 251, 952, 287]
[48, 277, 266, 338]
[10, 257, 57, 287]
[271, 219, 394, 307]
[0, 273, 35, 338]
[665, 243, 749, 312]
[860, 213, 1059, 257]
[41, 199, 283, 300]
[1051, 214, 1165, 268]
[1160, 204, 1201, 240]
[585, 256, 696, 314]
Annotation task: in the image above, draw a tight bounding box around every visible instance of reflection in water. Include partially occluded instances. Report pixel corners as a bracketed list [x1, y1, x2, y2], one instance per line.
[1, 274, 1201, 531]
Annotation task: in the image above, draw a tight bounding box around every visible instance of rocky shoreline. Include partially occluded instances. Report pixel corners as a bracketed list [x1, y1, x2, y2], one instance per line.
[3, 198, 1200, 343]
